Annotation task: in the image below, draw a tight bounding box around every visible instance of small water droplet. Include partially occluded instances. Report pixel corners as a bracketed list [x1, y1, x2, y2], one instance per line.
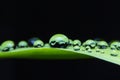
[110, 50, 118, 57]
[73, 46, 80, 51]
[100, 50, 104, 54]
[87, 49, 92, 53]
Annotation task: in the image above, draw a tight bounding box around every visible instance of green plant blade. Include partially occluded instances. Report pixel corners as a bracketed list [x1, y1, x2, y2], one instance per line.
[0, 48, 120, 66]
[0, 48, 92, 59]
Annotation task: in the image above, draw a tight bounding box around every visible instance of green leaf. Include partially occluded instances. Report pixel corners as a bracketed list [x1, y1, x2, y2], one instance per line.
[0, 48, 91, 59]
[0, 47, 120, 66]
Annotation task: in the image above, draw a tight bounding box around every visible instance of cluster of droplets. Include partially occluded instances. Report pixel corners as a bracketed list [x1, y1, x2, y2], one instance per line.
[0, 34, 120, 57]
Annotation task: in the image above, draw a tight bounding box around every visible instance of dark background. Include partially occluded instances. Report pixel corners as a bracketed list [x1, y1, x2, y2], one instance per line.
[0, 0, 120, 80]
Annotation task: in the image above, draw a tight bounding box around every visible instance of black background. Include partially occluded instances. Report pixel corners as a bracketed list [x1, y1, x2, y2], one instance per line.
[0, 0, 120, 80]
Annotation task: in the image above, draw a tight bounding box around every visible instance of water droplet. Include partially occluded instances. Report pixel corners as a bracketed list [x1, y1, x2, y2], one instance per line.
[73, 46, 80, 51]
